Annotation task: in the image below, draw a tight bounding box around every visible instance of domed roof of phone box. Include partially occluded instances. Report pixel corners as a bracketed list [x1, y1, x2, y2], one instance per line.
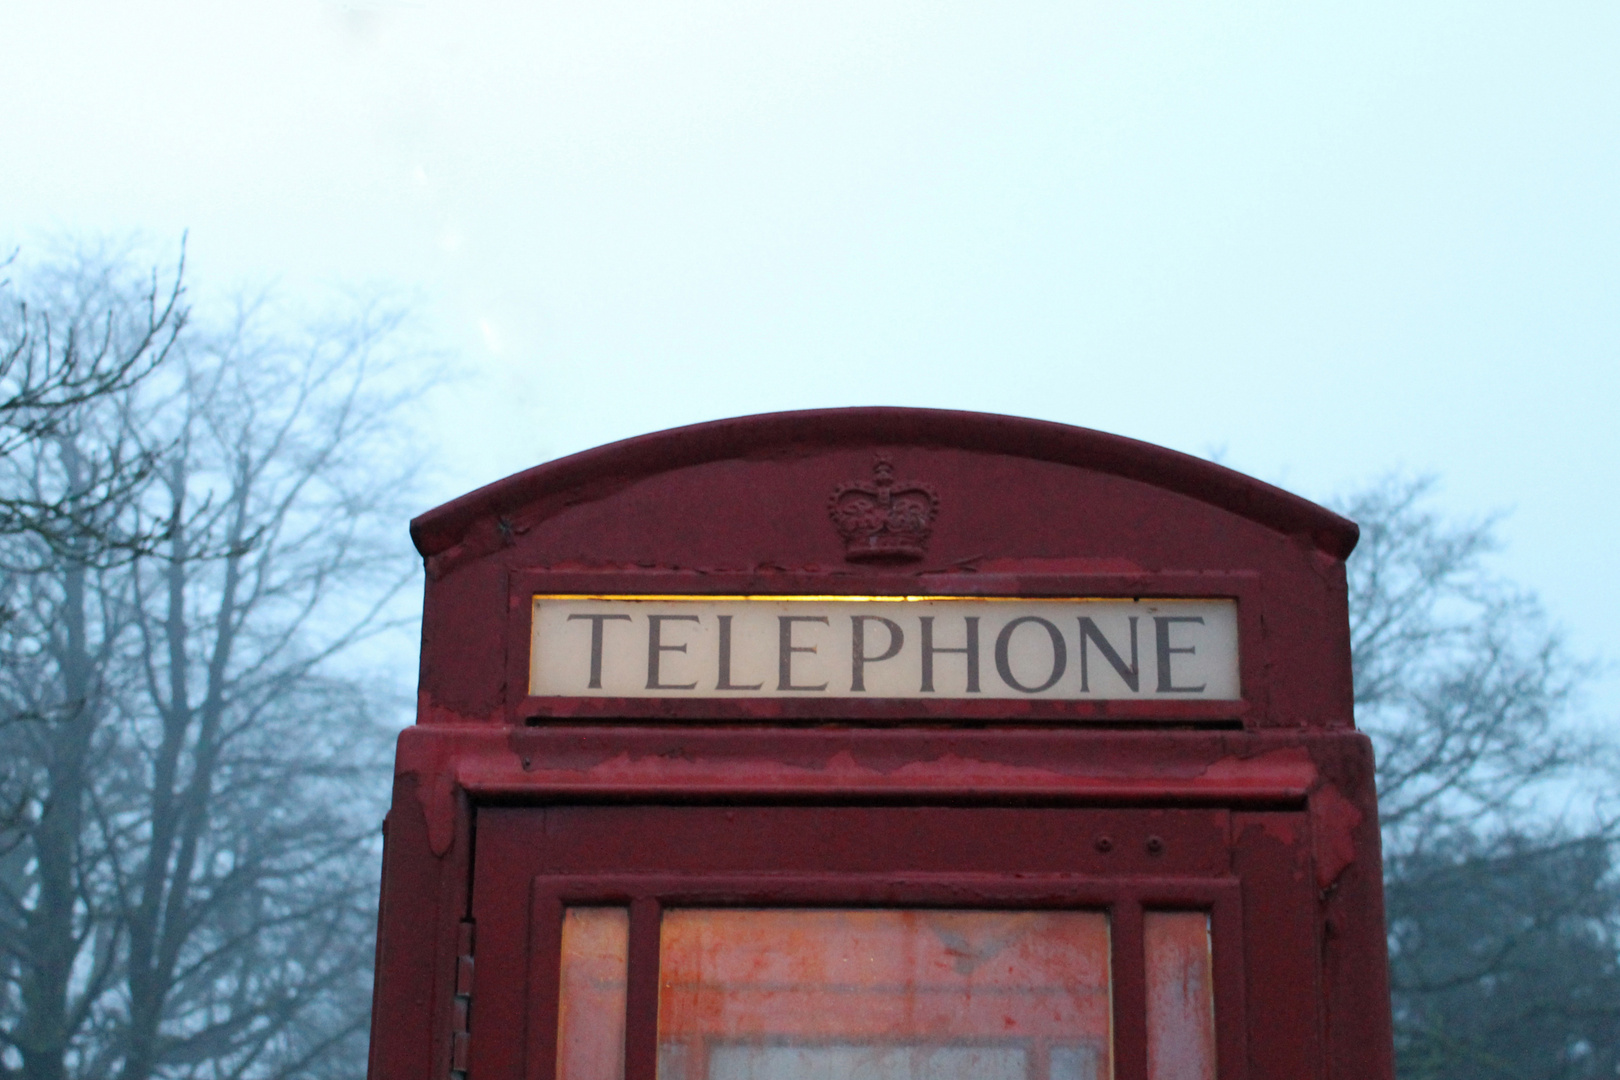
[408, 407, 1358, 728]
[411, 407, 1357, 566]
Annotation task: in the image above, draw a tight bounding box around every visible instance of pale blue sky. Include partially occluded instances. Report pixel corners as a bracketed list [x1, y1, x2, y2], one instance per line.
[5, 0, 1618, 717]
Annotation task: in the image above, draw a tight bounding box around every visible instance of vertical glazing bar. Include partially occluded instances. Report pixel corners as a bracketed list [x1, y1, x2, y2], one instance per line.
[526, 892, 564, 1080]
[1112, 900, 1148, 1080]
[624, 898, 663, 1080]
[1145, 912, 1217, 1080]
[1210, 895, 1247, 1080]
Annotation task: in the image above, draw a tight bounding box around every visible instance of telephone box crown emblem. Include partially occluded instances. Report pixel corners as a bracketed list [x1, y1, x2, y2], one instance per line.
[828, 456, 939, 563]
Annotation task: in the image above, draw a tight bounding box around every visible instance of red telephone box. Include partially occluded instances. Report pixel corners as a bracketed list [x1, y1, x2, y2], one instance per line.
[368, 408, 1394, 1080]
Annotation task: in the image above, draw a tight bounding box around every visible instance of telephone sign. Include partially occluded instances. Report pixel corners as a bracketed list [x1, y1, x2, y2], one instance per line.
[367, 408, 1395, 1080]
[529, 596, 1240, 700]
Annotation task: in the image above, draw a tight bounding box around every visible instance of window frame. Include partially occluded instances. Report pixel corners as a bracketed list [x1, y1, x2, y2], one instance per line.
[521, 874, 1247, 1080]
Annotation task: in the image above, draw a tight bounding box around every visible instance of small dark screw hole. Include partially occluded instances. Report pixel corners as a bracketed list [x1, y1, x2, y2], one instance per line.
[1146, 835, 1165, 855]
[1094, 836, 1114, 853]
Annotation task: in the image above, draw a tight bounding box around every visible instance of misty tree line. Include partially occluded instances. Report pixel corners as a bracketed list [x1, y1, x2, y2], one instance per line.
[0, 244, 415, 1080]
[0, 245, 1615, 1080]
[1345, 479, 1620, 1079]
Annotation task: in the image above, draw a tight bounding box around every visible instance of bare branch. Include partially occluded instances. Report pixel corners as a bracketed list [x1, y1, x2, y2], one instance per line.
[0, 249, 427, 1080]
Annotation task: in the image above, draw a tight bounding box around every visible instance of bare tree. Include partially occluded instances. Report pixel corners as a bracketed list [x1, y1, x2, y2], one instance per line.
[0, 251, 422, 1080]
[1338, 476, 1620, 1079]
[0, 242, 186, 564]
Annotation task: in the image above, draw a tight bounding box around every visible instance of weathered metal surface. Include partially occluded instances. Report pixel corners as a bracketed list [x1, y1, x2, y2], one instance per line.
[367, 408, 1393, 1080]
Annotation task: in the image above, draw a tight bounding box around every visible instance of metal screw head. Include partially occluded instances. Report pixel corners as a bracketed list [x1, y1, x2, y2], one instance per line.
[1094, 835, 1114, 853]
[1145, 835, 1165, 855]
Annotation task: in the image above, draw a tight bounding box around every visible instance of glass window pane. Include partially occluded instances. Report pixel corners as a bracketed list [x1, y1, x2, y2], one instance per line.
[1144, 912, 1216, 1080]
[706, 1044, 1027, 1080]
[1049, 1045, 1101, 1080]
[657, 910, 1112, 1080]
[559, 907, 630, 1080]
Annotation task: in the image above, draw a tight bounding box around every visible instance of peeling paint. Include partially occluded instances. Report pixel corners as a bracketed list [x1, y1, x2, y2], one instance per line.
[1310, 782, 1363, 893]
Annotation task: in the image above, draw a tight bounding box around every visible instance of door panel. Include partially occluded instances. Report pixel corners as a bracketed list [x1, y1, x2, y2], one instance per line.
[468, 806, 1300, 1080]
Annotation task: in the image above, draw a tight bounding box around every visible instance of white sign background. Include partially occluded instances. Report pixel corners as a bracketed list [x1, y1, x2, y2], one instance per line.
[529, 596, 1240, 701]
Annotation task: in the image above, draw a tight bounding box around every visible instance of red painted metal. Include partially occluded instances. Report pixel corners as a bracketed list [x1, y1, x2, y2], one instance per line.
[368, 408, 1394, 1080]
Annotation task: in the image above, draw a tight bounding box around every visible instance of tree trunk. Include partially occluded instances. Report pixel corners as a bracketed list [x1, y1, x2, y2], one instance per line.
[17, 561, 92, 1080]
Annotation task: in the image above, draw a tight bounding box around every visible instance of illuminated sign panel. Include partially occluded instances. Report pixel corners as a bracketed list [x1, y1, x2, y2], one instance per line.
[529, 596, 1240, 701]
